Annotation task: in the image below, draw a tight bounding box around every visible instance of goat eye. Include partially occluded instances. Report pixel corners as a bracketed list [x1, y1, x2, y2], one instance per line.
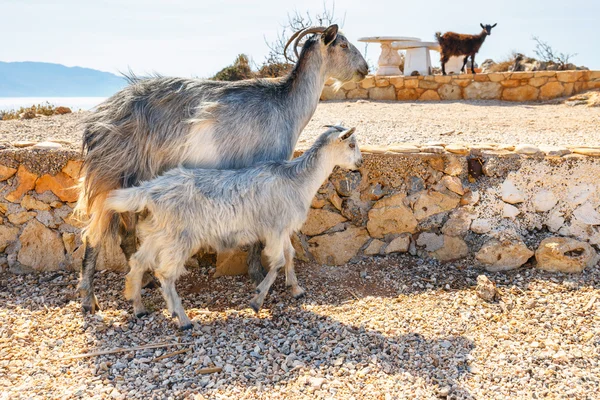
[340, 43, 348, 49]
[349, 142, 355, 149]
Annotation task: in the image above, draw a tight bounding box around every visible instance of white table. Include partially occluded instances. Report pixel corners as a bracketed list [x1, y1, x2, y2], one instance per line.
[358, 36, 421, 76]
[392, 41, 440, 76]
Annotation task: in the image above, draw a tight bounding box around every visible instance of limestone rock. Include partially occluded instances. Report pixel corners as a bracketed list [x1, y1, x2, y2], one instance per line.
[17, 219, 65, 271]
[565, 184, 594, 207]
[385, 235, 410, 254]
[33, 141, 62, 149]
[360, 76, 375, 89]
[539, 82, 565, 100]
[215, 249, 249, 277]
[571, 147, 600, 157]
[501, 179, 525, 204]
[364, 239, 385, 256]
[301, 209, 346, 236]
[21, 195, 51, 211]
[503, 204, 520, 219]
[35, 172, 79, 202]
[329, 192, 343, 211]
[546, 209, 565, 232]
[291, 233, 310, 262]
[471, 219, 492, 234]
[321, 85, 346, 100]
[445, 144, 469, 155]
[514, 144, 541, 155]
[463, 82, 502, 100]
[572, 202, 600, 225]
[432, 235, 469, 262]
[533, 190, 558, 212]
[8, 211, 36, 225]
[311, 197, 326, 209]
[340, 198, 369, 225]
[416, 232, 444, 252]
[460, 190, 480, 206]
[367, 193, 418, 238]
[476, 275, 497, 301]
[535, 237, 598, 273]
[476, 239, 534, 271]
[444, 156, 464, 176]
[96, 241, 128, 272]
[440, 176, 464, 195]
[502, 85, 539, 102]
[438, 84, 462, 101]
[539, 145, 571, 157]
[347, 88, 369, 100]
[0, 165, 17, 182]
[412, 190, 460, 221]
[361, 183, 385, 201]
[369, 86, 396, 101]
[331, 170, 361, 197]
[62, 160, 83, 179]
[387, 144, 420, 153]
[0, 225, 19, 251]
[442, 208, 474, 237]
[5, 166, 37, 203]
[308, 226, 369, 265]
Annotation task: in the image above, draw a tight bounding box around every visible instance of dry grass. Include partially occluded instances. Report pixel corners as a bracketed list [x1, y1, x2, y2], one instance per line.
[0, 102, 71, 121]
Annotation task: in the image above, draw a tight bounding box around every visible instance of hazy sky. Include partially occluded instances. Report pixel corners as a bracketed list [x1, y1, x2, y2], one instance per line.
[3, 0, 598, 78]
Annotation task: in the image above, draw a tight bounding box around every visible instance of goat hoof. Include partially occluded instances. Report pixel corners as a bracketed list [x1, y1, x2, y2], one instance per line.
[293, 290, 306, 300]
[179, 323, 193, 331]
[136, 310, 149, 319]
[249, 300, 261, 314]
[81, 295, 99, 315]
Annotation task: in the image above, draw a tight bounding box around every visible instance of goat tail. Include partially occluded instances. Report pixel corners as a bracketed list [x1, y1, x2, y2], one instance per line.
[435, 32, 442, 43]
[82, 187, 149, 248]
[105, 187, 149, 215]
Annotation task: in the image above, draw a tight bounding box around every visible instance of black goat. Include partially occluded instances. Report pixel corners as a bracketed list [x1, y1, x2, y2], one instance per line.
[435, 23, 497, 75]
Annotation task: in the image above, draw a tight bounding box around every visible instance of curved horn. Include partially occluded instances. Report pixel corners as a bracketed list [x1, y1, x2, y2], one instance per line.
[283, 26, 327, 61]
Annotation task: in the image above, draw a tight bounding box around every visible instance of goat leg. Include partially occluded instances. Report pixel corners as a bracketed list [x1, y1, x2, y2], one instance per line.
[79, 243, 100, 314]
[461, 56, 468, 73]
[471, 54, 476, 74]
[119, 214, 159, 290]
[247, 242, 267, 286]
[284, 240, 305, 299]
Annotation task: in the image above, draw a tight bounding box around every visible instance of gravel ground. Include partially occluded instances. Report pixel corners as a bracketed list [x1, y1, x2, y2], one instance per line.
[1, 100, 598, 150]
[1, 256, 599, 399]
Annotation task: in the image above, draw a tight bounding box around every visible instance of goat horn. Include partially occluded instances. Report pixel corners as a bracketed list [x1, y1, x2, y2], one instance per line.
[284, 26, 327, 61]
[323, 124, 346, 132]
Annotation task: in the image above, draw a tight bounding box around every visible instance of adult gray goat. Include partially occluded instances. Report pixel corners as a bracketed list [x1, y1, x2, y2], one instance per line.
[77, 24, 369, 314]
[100, 126, 362, 329]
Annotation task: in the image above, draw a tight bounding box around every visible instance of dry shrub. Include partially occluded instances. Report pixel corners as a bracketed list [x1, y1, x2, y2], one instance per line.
[54, 106, 72, 115]
[212, 54, 255, 81]
[0, 102, 62, 121]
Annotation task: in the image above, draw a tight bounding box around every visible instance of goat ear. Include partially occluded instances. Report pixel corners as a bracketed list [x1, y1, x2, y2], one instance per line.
[492, 23, 497, 28]
[480, 23, 485, 29]
[340, 127, 356, 140]
[322, 24, 338, 46]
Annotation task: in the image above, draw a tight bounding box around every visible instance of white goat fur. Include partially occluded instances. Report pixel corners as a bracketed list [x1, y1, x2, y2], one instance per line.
[101, 126, 362, 329]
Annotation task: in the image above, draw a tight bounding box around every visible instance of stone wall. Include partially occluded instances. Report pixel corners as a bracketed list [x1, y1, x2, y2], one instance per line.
[1, 143, 600, 275]
[320, 71, 600, 102]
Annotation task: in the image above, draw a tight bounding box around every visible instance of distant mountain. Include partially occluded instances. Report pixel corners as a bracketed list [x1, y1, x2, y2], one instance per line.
[0, 61, 127, 97]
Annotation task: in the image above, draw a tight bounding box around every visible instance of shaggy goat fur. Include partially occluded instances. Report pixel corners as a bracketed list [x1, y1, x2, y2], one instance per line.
[76, 24, 369, 314]
[99, 126, 362, 329]
[435, 23, 497, 75]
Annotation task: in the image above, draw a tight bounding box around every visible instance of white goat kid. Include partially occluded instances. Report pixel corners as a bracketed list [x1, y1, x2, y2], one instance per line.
[101, 126, 362, 329]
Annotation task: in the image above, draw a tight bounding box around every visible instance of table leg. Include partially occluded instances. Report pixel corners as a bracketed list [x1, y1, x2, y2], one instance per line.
[376, 42, 402, 76]
[404, 47, 431, 76]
